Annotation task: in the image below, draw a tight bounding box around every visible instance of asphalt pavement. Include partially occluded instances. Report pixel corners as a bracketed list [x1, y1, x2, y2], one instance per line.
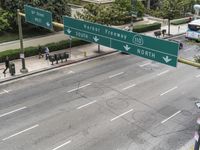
[0, 51, 200, 150]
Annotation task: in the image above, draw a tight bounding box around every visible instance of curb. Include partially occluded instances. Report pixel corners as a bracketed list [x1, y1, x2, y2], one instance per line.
[0, 51, 117, 84]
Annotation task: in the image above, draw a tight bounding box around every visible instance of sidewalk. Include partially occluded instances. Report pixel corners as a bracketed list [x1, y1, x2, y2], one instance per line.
[0, 43, 115, 83]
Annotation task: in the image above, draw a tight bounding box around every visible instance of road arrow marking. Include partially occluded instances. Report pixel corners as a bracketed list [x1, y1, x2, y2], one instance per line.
[163, 56, 172, 63]
[93, 36, 99, 42]
[67, 29, 71, 34]
[123, 45, 130, 51]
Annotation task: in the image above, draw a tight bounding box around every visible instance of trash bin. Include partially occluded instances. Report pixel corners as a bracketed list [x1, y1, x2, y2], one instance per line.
[9, 62, 15, 76]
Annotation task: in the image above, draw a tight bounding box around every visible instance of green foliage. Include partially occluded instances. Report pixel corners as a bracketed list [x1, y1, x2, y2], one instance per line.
[194, 55, 200, 64]
[76, 0, 144, 25]
[0, 39, 89, 63]
[171, 17, 192, 25]
[132, 22, 161, 33]
[0, 9, 13, 32]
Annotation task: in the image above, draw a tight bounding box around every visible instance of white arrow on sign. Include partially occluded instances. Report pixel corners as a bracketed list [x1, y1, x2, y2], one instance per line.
[93, 36, 99, 42]
[163, 56, 172, 63]
[123, 45, 130, 51]
[46, 22, 50, 27]
[67, 29, 71, 34]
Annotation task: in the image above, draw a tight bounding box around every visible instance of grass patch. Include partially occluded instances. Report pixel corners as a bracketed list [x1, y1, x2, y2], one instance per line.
[132, 22, 161, 33]
[0, 26, 52, 44]
[171, 18, 192, 25]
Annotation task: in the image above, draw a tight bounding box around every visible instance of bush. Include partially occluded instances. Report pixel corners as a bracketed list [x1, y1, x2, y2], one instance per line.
[0, 39, 89, 63]
[132, 22, 161, 33]
[194, 55, 200, 63]
[171, 17, 193, 25]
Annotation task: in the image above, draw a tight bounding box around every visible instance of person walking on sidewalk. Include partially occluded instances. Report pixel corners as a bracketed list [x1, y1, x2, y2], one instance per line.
[45, 47, 50, 60]
[3, 56, 10, 74]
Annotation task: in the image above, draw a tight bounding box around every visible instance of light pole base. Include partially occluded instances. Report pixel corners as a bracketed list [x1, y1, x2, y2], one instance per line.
[20, 68, 28, 73]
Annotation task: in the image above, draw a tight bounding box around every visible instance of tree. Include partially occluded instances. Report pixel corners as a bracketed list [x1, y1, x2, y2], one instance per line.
[76, 0, 143, 25]
[0, 9, 13, 33]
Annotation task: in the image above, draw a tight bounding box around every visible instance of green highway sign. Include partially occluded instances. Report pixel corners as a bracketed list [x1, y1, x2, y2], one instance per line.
[24, 5, 53, 30]
[64, 16, 179, 67]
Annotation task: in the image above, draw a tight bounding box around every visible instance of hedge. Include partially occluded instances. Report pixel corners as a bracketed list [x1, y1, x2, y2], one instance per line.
[170, 17, 192, 25]
[0, 39, 89, 63]
[132, 22, 161, 33]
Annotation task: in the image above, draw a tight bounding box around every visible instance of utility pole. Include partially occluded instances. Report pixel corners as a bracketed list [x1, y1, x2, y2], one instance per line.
[17, 9, 28, 73]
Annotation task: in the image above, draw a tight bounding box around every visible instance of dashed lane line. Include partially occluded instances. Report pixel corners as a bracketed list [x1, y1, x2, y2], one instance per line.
[160, 86, 178, 96]
[161, 110, 181, 124]
[0, 106, 27, 118]
[2, 124, 39, 141]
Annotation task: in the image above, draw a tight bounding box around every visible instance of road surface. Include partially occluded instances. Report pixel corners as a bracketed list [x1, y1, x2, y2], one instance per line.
[0, 48, 200, 150]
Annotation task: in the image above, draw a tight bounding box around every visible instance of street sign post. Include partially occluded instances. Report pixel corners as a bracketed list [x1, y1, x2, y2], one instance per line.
[64, 16, 179, 67]
[24, 5, 53, 30]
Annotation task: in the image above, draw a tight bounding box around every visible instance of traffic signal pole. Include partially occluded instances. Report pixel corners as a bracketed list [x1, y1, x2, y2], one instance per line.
[18, 11, 200, 68]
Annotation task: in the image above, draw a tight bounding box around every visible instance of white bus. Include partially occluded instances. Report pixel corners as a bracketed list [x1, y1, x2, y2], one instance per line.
[186, 19, 200, 41]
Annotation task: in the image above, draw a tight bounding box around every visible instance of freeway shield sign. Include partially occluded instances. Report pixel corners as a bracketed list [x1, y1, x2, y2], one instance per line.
[24, 5, 53, 30]
[63, 16, 179, 67]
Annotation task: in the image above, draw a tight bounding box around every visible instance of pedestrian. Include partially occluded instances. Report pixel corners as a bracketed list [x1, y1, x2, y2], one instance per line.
[38, 45, 43, 59]
[3, 56, 10, 74]
[45, 47, 49, 60]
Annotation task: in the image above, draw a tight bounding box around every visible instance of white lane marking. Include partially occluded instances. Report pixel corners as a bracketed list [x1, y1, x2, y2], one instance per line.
[122, 84, 136, 91]
[2, 124, 39, 141]
[160, 86, 178, 96]
[196, 74, 200, 78]
[157, 70, 169, 76]
[161, 110, 181, 124]
[0, 107, 27, 118]
[77, 100, 97, 110]
[67, 83, 91, 93]
[0, 89, 11, 95]
[52, 140, 71, 150]
[139, 62, 151, 67]
[109, 72, 124, 78]
[110, 109, 133, 122]
[68, 70, 75, 74]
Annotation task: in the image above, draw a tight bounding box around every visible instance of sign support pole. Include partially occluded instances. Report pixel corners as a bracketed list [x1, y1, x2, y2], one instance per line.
[98, 44, 100, 53]
[17, 9, 28, 73]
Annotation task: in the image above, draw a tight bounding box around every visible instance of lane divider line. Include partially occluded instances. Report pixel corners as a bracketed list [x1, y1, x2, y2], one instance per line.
[77, 100, 97, 110]
[157, 70, 169, 76]
[161, 110, 181, 124]
[139, 62, 151, 67]
[196, 74, 200, 78]
[2, 124, 39, 141]
[110, 109, 133, 122]
[67, 83, 91, 93]
[160, 86, 178, 96]
[52, 140, 72, 150]
[122, 84, 136, 91]
[0, 106, 27, 118]
[109, 72, 124, 79]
